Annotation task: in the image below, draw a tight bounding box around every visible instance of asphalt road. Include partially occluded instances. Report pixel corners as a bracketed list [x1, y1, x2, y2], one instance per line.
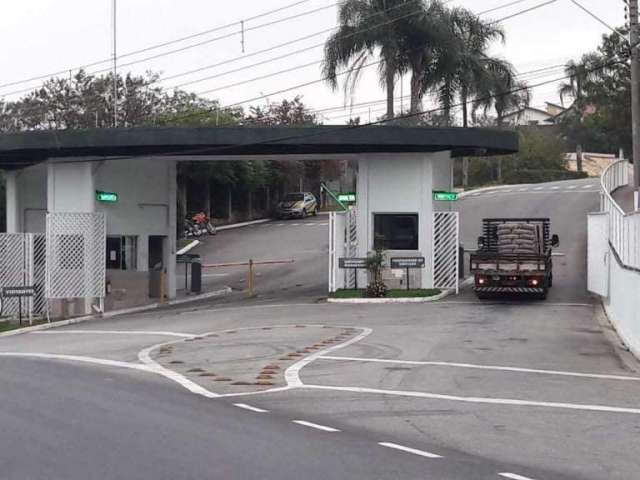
[2, 177, 639, 480]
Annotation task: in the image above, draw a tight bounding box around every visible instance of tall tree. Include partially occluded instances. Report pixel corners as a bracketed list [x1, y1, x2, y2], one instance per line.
[323, 0, 420, 119]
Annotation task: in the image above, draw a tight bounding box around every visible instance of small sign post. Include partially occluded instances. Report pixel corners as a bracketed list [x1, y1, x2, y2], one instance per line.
[2, 286, 35, 326]
[338, 257, 368, 289]
[390, 257, 426, 290]
[433, 191, 458, 202]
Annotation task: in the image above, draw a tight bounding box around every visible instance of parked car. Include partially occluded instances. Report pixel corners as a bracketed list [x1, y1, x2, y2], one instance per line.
[276, 192, 318, 219]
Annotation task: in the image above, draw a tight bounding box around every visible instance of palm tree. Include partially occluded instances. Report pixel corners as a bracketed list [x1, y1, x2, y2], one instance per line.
[323, 0, 425, 119]
[443, 8, 508, 128]
[558, 54, 599, 172]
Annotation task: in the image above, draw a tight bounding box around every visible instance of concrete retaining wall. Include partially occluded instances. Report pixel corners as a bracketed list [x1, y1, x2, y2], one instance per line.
[603, 248, 640, 359]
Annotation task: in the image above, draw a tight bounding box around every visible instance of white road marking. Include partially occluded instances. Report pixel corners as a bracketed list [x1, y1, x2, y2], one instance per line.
[318, 222, 328, 226]
[0, 352, 155, 372]
[518, 188, 528, 192]
[551, 186, 560, 189]
[378, 442, 442, 459]
[582, 184, 593, 189]
[233, 403, 268, 413]
[305, 223, 315, 225]
[471, 193, 481, 196]
[499, 473, 538, 480]
[304, 384, 640, 415]
[202, 273, 230, 277]
[276, 223, 286, 226]
[533, 186, 543, 190]
[567, 185, 577, 189]
[292, 420, 340, 432]
[285, 327, 373, 388]
[290, 223, 300, 226]
[318, 356, 640, 382]
[33, 330, 195, 338]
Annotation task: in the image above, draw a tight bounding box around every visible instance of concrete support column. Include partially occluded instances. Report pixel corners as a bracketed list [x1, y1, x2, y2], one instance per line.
[5, 171, 20, 232]
[165, 161, 177, 299]
[420, 155, 435, 289]
[355, 155, 369, 287]
[137, 234, 149, 273]
[47, 161, 95, 213]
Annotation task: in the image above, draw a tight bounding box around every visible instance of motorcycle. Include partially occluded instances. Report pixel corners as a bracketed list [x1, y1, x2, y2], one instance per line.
[193, 212, 217, 235]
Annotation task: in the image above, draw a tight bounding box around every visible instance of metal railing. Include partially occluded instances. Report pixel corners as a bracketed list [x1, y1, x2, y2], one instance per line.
[600, 159, 640, 269]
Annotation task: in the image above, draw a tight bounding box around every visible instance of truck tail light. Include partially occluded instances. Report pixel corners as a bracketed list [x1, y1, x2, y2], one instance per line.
[477, 275, 488, 285]
[527, 277, 542, 287]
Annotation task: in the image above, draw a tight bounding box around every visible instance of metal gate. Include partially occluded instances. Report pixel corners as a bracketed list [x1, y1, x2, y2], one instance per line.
[433, 211, 459, 293]
[328, 208, 358, 292]
[46, 213, 106, 302]
[345, 207, 358, 288]
[0, 233, 46, 318]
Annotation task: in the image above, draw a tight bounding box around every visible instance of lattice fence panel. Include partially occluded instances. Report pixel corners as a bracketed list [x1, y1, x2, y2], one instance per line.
[0, 233, 46, 318]
[46, 213, 106, 299]
[433, 211, 459, 293]
[345, 207, 358, 288]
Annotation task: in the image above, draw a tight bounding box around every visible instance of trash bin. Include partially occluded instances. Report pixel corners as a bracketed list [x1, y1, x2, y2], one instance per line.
[190, 256, 202, 294]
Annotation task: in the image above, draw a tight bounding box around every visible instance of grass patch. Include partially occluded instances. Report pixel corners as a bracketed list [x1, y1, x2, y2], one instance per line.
[0, 320, 48, 332]
[330, 288, 442, 299]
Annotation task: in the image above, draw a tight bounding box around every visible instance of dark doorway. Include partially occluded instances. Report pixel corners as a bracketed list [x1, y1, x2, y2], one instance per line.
[149, 236, 164, 270]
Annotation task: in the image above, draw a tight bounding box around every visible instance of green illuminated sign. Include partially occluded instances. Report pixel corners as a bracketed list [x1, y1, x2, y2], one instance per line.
[96, 191, 118, 203]
[433, 191, 458, 202]
[337, 193, 356, 202]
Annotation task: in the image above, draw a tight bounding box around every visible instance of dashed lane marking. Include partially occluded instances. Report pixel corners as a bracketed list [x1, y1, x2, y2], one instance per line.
[233, 403, 268, 413]
[303, 384, 640, 415]
[551, 186, 559, 189]
[33, 330, 195, 338]
[499, 473, 538, 480]
[318, 356, 640, 382]
[518, 188, 528, 191]
[533, 186, 544, 190]
[292, 420, 340, 432]
[378, 442, 442, 459]
[582, 184, 594, 189]
[567, 185, 577, 189]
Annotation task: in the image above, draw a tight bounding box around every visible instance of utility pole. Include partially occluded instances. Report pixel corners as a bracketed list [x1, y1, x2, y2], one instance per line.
[112, 0, 118, 128]
[630, 0, 640, 209]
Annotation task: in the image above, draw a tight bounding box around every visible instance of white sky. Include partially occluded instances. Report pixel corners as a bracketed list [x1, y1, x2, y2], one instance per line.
[0, 0, 625, 124]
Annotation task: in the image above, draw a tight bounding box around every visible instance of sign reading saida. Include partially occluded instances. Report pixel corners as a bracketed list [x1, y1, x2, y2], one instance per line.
[96, 191, 118, 203]
[433, 191, 458, 202]
[337, 193, 356, 203]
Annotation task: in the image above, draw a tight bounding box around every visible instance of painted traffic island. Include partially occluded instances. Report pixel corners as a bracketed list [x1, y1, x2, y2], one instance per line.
[151, 325, 359, 395]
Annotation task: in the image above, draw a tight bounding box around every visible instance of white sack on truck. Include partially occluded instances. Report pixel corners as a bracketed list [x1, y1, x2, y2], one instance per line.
[496, 222, 540, 255]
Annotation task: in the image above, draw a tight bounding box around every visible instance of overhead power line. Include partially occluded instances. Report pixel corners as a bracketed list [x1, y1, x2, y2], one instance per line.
[1, 0, 553, 99]
[0, 0, 331, 93]
[568, 0, 629, 44]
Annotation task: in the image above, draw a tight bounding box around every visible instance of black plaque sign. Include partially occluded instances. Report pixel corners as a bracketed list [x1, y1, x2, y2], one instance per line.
[2, 286, 35, 298]
[338, 258, 368, 269]
[390, 257, 425, 269]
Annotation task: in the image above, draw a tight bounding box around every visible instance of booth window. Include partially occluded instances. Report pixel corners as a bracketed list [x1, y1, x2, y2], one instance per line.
[106, 236, 138, 270]
[373, 214, 419, 250]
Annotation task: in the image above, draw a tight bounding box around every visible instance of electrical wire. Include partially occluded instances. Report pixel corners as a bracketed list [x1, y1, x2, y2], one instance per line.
[0, 0, 319, 91]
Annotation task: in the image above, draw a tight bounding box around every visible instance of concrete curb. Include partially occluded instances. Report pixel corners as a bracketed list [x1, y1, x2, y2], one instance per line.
[327, 289, 451, 304]
[326, 277, 474, 304]
[216, 218, 271, 231]
[0, 287, 232, 338]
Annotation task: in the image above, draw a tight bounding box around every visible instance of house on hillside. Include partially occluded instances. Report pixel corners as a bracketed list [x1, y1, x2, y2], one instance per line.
[502, 106, 556, 126]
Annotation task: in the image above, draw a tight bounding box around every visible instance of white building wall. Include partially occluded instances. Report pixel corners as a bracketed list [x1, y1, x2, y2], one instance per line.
[603, 248, 640, 359]
[356, 152, 451, 288]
